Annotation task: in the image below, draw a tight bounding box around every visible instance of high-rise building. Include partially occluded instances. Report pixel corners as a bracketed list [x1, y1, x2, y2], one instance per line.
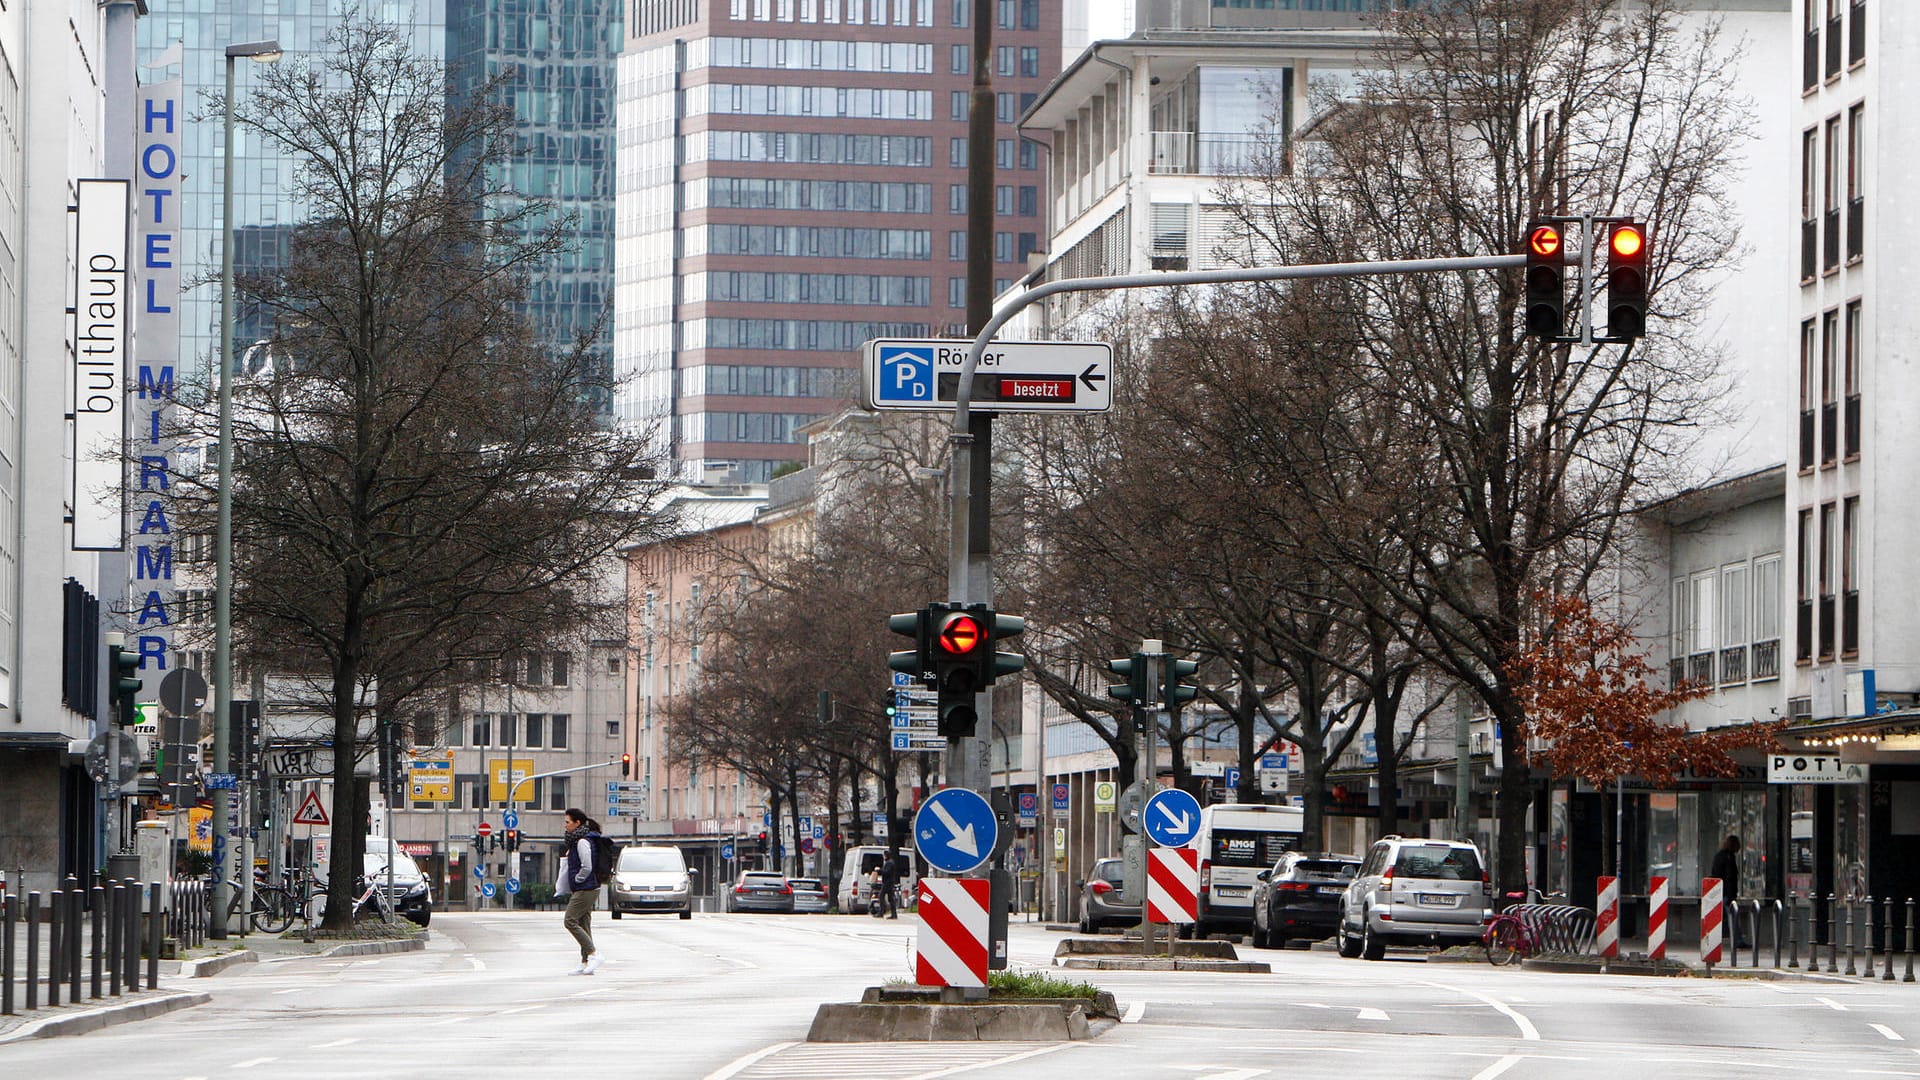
[448, 0, 621, 418]
[617, 0, 1061, 482]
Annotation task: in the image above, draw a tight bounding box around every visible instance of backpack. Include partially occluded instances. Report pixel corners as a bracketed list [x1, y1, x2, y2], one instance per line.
[589, 833, 620, 886]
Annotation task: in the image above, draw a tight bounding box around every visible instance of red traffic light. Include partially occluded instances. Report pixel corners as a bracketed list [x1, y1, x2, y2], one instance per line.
[1527, 224, 1562, 259]
[1609, 223, 1644, 259]
[936, 613, 983, 656]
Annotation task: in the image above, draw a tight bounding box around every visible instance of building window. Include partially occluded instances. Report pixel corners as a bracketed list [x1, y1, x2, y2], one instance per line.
[1844, 300, 1861, 458]
[996, 92, 1015, 123]
[948, 276, 966, 306]
[1720, 563, 1749, 684]
[1019, 46, 1038, 78]
[950, 0, 966, 27]
[1823, 116, 1841, 271]
[996, 45, 1014, 76]
[606, 718, 621, 739]
[994, 184, 1013, 214]
[949, 136, 968, 166]
[1019, 0, 1037, 28]
[1846, 102, 1864, 262]
[551, 714, 570, 749]
[1825, 0, 1842, 79]
[1670, 578, 1688, 688]
[993, 232, 1012, 261]
[1800, 129, 1817, 282]
[1687, 572, 1716, 686]
[500, 713, 518, 747]
[1799, 318, 1816, 470]
[1842, 496, 1860, 655]
[1018, 185, 1036, 216]
[949, 184, 966, 213]
[472, 714, 491, 747]
[997, 0, 1013, 28]
[1019, 141, 1038, 170]
[549, 776, 570, 812]
[524, 714, 545, 749]
[950, 43, 967, 74]
[949, 230, 965, 260]
[1753, 555, 1783, 680]
[1850, 0, 1866, 67]
[1821, 309, 1839, 465]
[1803, 0, 1819, 90]
[996, 138, 1015, 169]
[1818, 502, 1838, 659]
[1796, 508, 1814, 663]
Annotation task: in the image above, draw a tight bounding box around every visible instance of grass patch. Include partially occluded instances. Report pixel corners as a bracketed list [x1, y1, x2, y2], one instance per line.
[308, 918, 426, 942]
[987, 969, 1102, 1001]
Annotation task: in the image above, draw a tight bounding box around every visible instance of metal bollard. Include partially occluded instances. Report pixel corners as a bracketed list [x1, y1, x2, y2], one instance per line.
[1788, 892, 1800, 969]
[1865, 896, 1877, 979]
[1846, 898, 1860, 976]
[1772, 899, 1785, 969]
[123, 880, 140, 990]
[1886, 897, 1898, 982]
[146, 880, 161, 990]
[26, 892, 40, 1010]
[1906, 898, 1916, 984]
[108, 883, 122, 997]
[2, 892, 14, 1015]
[91, 883, 104, 999]
[67, 878, 82, 1002]
[1829, 893, 1841, 973]
[47, 887, 62, 1007]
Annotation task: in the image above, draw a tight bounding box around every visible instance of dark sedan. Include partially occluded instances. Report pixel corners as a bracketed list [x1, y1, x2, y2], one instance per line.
[726, 871, 795, 913]
[1250, 852, 1360, 948]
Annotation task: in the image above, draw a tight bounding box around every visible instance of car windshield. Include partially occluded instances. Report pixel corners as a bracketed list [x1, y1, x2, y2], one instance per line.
[619, 849, 683, 873]
[1394, 845, 1481, 880]
[1293, 859, 1359, 879]
[363, 851, 421, 877]
[790, 878, 821, 889]
[742, 873, 785, 885]
[1095, 861, 1126, 883]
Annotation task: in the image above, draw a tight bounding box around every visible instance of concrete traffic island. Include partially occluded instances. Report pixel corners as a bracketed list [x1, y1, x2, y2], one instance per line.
[807, 983, 1120, 1042]
[1052, 936, 1271, 973]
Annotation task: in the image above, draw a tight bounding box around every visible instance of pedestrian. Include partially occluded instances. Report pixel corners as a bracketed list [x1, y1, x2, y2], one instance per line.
[1711, 834, 1747, 947]
[879, 855, 900, 919]
[558, 808, 604, 974]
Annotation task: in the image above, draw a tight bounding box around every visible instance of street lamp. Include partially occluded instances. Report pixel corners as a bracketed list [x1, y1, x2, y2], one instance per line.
[212, 37, 281, 939]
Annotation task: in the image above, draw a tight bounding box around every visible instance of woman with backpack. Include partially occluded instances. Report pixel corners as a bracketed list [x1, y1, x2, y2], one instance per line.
[558, 808, 607, 974]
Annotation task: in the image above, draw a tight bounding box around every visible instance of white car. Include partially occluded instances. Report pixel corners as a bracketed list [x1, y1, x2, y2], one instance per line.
[608, 845, 695, 919]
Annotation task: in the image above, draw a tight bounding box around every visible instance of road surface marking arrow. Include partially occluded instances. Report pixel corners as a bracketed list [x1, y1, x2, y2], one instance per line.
[1155, 801, 1192, 833]
[929, 799, 979, 857]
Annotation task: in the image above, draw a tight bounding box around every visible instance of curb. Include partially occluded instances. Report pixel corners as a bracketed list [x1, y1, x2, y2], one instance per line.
[178, 949, 259, 977]
[1055, 957, 1270, 973]
[807, 1001, 1099, 1042]
[0, 991, 211, 1043]
[317, 935, 429, 959]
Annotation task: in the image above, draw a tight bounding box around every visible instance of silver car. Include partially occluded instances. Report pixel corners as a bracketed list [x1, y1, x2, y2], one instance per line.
[727, 871, 795, 913]
[789, 877, 830, 913]
[608, 845, 694, 920]
[1338, 836, 1491, 960]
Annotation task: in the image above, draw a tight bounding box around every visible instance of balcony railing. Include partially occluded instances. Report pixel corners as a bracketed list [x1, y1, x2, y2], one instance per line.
[1843, 589, 1860, 654]
[1802, 218, 1818, 281]
[1805, 29, 1820, 90]
[1688, 651, 1715, 687]
[1819, 594, 1836, 658]
[1753, 638, 1781, 681]
[1719, 645, 1748, 685]
[1847, 197, 1863, 261]
[1845, 394, 1861, 457]
[1822, 400, 1839, 464]
[1825, 207, 1841, 270]
[1827, 14, 1844, 78]
[1669, 656, 1686, 690]
[1800, 409, 1816, 469]
[1797, 600, 1813, 662]
[1148, 131, 1266, 176]
[1850, 1, 1865, 66]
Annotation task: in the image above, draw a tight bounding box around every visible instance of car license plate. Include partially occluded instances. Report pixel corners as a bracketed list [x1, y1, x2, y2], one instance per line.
[1416, 893, 1457, 907]
[1317, 886, 1344, 896]
[1216, 886, 1249, 898]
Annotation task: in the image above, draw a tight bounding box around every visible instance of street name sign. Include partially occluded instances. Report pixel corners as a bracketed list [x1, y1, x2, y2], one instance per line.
[863, 339, 1112, 413]
[914, 787, 997, 874]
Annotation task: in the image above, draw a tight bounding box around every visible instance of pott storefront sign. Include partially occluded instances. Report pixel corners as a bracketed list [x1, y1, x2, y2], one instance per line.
[1767, 754, 1869, 784]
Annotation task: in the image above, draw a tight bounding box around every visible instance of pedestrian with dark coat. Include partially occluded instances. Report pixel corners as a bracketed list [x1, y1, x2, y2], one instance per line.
[879, 856, 901, 919]
[558, 808, 604, 974]
[1712, 834, 1746, 947]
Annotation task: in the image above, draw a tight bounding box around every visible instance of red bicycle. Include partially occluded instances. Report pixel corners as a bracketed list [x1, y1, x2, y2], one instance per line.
[1483, 892, 1542, 966]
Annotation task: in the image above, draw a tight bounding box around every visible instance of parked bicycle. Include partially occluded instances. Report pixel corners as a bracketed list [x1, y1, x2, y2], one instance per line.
[223, 869, 301, 934]
[312, 870, 396, 924]
[1484, 892, 1542, 966]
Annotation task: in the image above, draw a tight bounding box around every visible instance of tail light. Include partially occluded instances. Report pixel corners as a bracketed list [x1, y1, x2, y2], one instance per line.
[1381, 866, 1395, 888]
[1089, 880, 1115, 896]
[1199, 860, 1212, 889]
[1278, 882, 1310, 893]
[734, 885, 747, 894]
[781, 884, 793, 894]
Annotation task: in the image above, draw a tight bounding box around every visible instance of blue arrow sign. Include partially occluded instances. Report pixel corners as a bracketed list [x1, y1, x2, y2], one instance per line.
[1143, 788, 1203, 848]
[479, 881, 496, 898]
[505, 877, 520, 894]
[913, 787, 997, 874]
[471, 862, 487, 879]
[502, 809, 519, 830]
[721, 842, 735, 860]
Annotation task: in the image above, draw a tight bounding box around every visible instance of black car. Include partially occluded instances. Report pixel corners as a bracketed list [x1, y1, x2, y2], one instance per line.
[1249, 852, 1359, 948]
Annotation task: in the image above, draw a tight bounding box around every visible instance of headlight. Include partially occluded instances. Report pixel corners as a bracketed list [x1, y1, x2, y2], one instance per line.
[404, 881, 427, 897]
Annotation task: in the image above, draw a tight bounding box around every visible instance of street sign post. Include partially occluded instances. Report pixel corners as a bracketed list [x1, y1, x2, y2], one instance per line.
[1050, 782, 1070, 811]
[913, 788, 996, 875]
[863, 339, 1112, 414]
[1143, 788, 1202, 848]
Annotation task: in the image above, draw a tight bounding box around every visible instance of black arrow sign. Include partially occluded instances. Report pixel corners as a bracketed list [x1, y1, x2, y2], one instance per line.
[1079, 363, 1107, 393]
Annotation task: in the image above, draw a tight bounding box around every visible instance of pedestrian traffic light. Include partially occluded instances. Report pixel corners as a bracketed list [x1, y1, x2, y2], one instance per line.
[109, 641, 142, 727]
[1163, 656, 1200, 708]
[621, 753, 632, 778]
[1523, 222, 1566, 341]
[932, 607, 985, 737]
[888, 608, 933, 682]
[1106, 656, 1152, 704]
[1606, 220, 1648, 340]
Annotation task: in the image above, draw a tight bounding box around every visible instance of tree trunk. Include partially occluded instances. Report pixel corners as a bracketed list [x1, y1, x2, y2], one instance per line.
[323, 652, 364, 931]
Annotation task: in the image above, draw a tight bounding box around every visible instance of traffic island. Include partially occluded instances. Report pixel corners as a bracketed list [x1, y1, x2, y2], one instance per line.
[1051, 936, 1270, 973]
[807, 978, 1120, 1042]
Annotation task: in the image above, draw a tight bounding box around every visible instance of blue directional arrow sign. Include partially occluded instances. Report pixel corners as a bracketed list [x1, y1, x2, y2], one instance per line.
[1143, 788, 1203, 848]
[720, 842, 735, 861]
[502, 809, 519, 830]
[505, 877, 521, 894]
[479, 881, 496, 899]
[913, 787, 997, 874]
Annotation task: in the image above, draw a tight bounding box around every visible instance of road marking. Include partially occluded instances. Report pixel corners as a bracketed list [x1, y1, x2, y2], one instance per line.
[1872, 1024, 1907, 1041]
[499, 1004, 548, 1015]
[1170, 1069, 1267, 1080]
[272, 987, 305, 995]
[902, 1043, 1074, 1079]
[570, 986, 615, 998]
[1122, 1001, 1146, 1023]
[1819, 997, 1850, 1011]
[309, 1039, 359, 1049]
[1356, 1007, 1389, 1021]
[465, 954, 486, 971]
[1423, 982, 1538, 1041]
[425, 1015, 473, 1027]
[700, 1042, 799, 1080]
[231, 1059, 278, 1069]
[1470, 1057, 1524, 1080]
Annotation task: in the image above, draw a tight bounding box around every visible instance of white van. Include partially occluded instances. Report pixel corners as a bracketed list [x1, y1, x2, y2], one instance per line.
[835, 846, 913, 913]
[1192, 803, 1304, 936]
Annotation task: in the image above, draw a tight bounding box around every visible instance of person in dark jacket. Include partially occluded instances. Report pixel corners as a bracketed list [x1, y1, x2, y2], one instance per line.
[1711, 835, 1746, 947]
[878, 856, 900, 919]
[558, 808, 604, 974]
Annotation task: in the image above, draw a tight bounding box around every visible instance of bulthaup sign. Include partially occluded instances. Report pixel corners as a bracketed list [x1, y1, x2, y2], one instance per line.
[73, 178, 130, 551]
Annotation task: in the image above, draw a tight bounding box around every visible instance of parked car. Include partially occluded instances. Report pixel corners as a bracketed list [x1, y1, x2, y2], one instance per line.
[727, 871, 795, 913]
[355, 840, 433, 926]
[1339, 836, 1491, 961]
[789, 877, 830, 913]
[609, 845, 695, 920]
[1076, 857, 1141, 933]
[1249, 852, 1360, 948]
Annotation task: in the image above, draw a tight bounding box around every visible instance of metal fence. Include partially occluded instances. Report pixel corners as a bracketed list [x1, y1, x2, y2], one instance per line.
[2, 878, 166, 1016]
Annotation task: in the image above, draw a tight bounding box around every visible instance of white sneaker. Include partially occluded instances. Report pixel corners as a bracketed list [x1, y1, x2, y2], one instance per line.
[568, 963, 587, 975]
[583, 954, 604, 975]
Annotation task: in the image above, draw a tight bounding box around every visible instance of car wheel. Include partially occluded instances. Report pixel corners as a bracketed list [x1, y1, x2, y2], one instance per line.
[679, 908, 692, 920]
[1362, 921, 1386, 962]
[1077, 901, 1091, 935]
[1250, 913, 1269, 949]
[611, 908, 622, 920]
[1337, 928, 1363, 958]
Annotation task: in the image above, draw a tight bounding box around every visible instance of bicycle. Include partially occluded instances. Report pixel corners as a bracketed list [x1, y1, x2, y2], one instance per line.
[1483, 892, 1542, 966]
[223, 872, 300, 934]
[312, 871, 396, 924]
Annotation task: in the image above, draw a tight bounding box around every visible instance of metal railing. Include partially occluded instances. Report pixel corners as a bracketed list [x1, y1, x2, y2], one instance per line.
[2, 878, 163, 1016]
[1719, 645, 1747, 685]
[1147, 131, 1267, 176]
[1753, 638, 1781, 680]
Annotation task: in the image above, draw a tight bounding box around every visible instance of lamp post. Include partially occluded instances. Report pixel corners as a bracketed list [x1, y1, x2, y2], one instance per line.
[212, 38, 282, 939]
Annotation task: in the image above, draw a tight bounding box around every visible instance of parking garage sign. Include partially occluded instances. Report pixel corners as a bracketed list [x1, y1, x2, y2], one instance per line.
[862, 339, 1112, 414]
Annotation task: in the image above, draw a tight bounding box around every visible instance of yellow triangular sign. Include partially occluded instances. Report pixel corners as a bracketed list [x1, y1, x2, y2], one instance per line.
[292, 791, 330, 827]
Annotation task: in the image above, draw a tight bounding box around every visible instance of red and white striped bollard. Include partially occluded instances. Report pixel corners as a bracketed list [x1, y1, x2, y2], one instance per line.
[1648, 875, 1669, 961]
[1701, 876, 1725, 969]
[1596, 875, 1620, 959]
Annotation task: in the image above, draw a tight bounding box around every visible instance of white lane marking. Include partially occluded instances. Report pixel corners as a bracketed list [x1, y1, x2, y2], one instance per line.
[1423, 982, 1539, 1041]
[570, 986, 614, 998]
[1470, 1057, 1524, 1080]
[498, 1004, 548, 1015]
[272, 987, 305, 995]
[1820, 997, 1850, 1011]
[1873, 1024, 1907, 1042]
[700, 1042, 799, 1080]
[309, 1038, 360, 1049]
[901, 1044, 1074, 1080]
[1356, 1007, 1389, 1021]
[1123, 1000, 1146, 1023]
[465, 954, 486, 971]
[231, 1059, 278, 1069]
[425, 1015, 473, 1027]
[1171, 1070, 1267, 1080]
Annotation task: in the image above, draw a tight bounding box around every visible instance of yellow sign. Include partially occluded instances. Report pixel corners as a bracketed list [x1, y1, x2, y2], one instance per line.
[409, 760, 454, 802]
[488, 758, 535, 802]
[188, 807, 212, 852]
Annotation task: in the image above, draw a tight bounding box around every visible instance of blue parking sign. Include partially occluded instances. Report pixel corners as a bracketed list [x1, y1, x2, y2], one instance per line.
[875, 344, 934, 404]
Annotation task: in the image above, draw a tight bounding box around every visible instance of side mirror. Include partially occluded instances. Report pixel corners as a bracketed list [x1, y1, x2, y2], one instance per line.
[1075, 879, 1085, 889]
[1256, 869, 1271, 882]
[687, 866, 699, 876]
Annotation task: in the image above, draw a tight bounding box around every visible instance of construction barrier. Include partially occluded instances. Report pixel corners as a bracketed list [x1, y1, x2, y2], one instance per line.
[1648, 876, 1669, 961]
[1596, 876, 1619, 958]
[1147, 847, 1199, 925]
[1701, 876, 1725, 967]
[914, 878, 989, 989]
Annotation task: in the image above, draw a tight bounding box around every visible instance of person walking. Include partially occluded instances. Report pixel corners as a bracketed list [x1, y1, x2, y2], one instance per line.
[879, 855, 901, 919]
[558, 808, 605, 974]
[1711, 835, 1747, 948]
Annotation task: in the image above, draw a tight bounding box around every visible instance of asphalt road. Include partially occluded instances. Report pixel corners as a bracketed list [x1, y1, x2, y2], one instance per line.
[4, 913, 1918, 1079]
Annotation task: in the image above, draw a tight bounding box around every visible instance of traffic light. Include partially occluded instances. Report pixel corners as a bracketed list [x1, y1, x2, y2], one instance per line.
[931, 606, 985, 737]
[621, 753, 632, 778]
[987, 611, 1026, 683]
[109, 641, 142, 727]
[1163, 656, 1200, 708]
[1106, 656, 1152, 705]
[756, 830, 769, 855]
[887, 608, 932, 681]
[1523, 222, 1566, 341]
[1606, 220, 1648, 340]
[504, 828, 519, 852]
